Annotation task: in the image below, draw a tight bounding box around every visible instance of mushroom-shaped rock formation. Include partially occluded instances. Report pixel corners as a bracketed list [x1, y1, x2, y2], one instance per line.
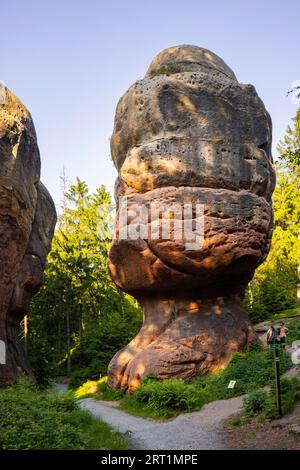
[107, 45, 275, 392]
[0, 87, 56, 387]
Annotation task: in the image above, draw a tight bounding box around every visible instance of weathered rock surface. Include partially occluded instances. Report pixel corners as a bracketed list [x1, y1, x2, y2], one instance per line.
[0, 87, 56, 386]
[107, 45, 275, 392]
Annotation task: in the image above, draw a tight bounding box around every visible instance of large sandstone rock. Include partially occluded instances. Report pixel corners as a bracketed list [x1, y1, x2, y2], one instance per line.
[0, 87, 56, 386]
[107, 45, 275, 392]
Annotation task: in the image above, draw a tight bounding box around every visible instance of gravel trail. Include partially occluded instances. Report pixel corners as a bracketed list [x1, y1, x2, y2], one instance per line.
[79, 396, 243, 450]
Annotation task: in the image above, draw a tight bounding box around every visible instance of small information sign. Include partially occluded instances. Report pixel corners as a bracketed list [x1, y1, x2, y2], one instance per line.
[228, 380, 236, 389]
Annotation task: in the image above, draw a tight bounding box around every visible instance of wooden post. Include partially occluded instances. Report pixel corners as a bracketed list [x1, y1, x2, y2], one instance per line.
[66, 311, 71, 377]
[274, 346, 282, 416]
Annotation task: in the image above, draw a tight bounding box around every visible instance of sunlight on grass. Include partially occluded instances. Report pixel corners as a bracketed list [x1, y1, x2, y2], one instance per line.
[75, 376, 124, 401]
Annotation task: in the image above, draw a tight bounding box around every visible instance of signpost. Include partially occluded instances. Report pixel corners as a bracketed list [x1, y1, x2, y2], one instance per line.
[268, 342, 282, 416]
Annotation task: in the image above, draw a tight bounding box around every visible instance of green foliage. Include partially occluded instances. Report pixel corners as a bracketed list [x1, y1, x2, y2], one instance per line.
[245, 260, 299, 324]
[27, 177, 142, 384]
[104, 348, 291, 419]
[151, 62, 187, 77]
[285, 319, 300, 345]
[121, 376, 209, 418]
[27, 339, 53, 386]
[244, 390, 270, 416]
[96, 378, 125, 401]
[74, 378, 102, 399]
[193, 349, 292, 400]
[0, 379, 129, 450]
[227, 414, 250, 428]
[271, 306, 300, 320]
[75, 376, 124, 401]
[73, 342, 296, 420]
[277, 107, 300, 169]
[244, 377, 300, 420]
[274, 377, 300, 415]
[249, 340, 264, 352]
[244, 109, 300, 323]
[68, 304, 141, 388]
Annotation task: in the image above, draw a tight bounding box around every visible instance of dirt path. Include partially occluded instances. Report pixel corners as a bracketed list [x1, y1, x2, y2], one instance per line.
[79, 396, 244, 450]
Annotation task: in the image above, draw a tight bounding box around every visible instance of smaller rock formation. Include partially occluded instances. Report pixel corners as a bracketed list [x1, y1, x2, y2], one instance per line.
[0, 87, 56, 386]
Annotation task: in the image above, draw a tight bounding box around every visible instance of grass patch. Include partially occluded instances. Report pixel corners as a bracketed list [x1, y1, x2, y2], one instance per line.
[227, 413, 251, 428]
[74, 378, 100, 399]
[121, 377, 209, 419]
[75, 376, 124, 401]
[0, 379, 129, 450]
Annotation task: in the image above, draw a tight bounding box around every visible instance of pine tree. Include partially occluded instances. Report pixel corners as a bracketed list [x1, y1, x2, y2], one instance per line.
[277, 107, 300, 169]
[245, 109, 300, 322]
[27, 177, 142, 383]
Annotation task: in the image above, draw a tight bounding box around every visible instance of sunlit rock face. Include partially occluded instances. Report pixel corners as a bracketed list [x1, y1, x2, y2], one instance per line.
[0, 88, 56, 386]
[107, 45, 275, 392]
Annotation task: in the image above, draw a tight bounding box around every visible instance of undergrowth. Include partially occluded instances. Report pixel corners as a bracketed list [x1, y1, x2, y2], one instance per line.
[0, 379, 129, 450]
[75, 345, 294, 419]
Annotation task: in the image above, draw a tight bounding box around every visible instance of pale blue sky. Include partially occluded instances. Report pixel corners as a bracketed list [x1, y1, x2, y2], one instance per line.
[1, 0, 299, 208]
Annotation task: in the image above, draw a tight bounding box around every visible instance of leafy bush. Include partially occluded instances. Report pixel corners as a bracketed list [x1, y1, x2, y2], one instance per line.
[243, 377, 300, 420]
[249, 340, 264, 352]
[0, 379, 129, 450]
[192, 349, 292, 400]
[121, 377, 209, 418]
[244, 390, 270, 415]
[68, 309, 142, 389]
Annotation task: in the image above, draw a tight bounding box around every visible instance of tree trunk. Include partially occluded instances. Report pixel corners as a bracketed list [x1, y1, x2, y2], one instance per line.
[24, 315, 28, 356]
[66, 312, 71, 377]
